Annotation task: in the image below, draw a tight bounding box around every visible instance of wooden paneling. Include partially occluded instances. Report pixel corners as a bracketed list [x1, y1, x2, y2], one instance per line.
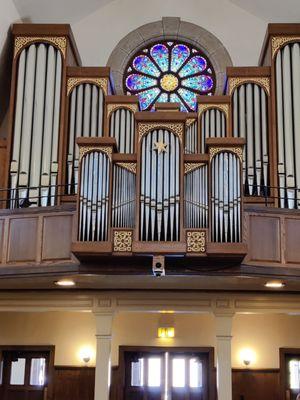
[232, 369, 280, 400]
[248, 216, 281, 262]
[53, 367, 95, 400]
[285, 218, 300, 264]
[245, 207, 300, 268]
[42, 215, 73, 260]
[7, 217, 38, 262]
[0, 206, 75, 267]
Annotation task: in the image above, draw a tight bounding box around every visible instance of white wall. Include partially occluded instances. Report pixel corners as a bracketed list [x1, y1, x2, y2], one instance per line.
[1, 311, 300, 368]
[72, 0, 267, 68]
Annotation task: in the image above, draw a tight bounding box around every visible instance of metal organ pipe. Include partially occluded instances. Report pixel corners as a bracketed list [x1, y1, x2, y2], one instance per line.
[67, 83, 105, 194]
[211, 151, 241, 243]
[200, 108, 226, 152]
[185, 120, 198, 154]
[232, 83, 269, 197]
[10, 43, 62, 208]
[79, 151, 110, 241]
[275, 42, 300, 209]
[109, 108, 135, 153]
[184, 165, 208, 229]
[140, 129, 180, 241]
[112, 165, 136, 228]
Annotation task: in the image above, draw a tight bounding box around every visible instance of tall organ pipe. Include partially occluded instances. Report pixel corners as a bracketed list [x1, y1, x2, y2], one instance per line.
[232, 83, 269, 197]
[78, 151, 110, 241]
[185, 120, 198, 154]
[275, 42, 300, 209]
[109, 108, 135, 153]
[200, 108, 226, 153]
[140, 129, 180, 241]
[67, 83, 105, 195]
[184, 165, 208, 228]
[10, 43, 62, 208]
[211, 151, 241, 243]
[112, 165, 136, 228]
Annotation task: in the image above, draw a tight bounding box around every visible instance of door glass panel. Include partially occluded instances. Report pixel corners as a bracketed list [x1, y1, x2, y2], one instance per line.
[148, 358, 161, 387]
[0, 359, 3, 385]
[30, 358, 46, 386]
[172, 358, 185, 388]
[10, 358, 26, 385]
[131, 358, 144, 387]
[190, 358, 203, 388]
[289, 359, 300, 389]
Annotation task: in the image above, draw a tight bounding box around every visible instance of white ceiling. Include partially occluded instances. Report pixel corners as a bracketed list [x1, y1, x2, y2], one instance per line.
[229, 0, 300, 22]
[12, 0, 300, 24]
[12, 0, 115, 23]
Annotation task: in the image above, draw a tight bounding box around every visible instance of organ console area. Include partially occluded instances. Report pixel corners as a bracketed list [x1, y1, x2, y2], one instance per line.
[1, 23, 300, 270]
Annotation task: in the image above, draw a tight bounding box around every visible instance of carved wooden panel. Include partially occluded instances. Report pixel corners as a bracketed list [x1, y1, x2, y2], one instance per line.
[285, 218, 300, 264]
[7, 217, 38, 262]
[42, 215, 73, 260]
[248, 215, 281, 263]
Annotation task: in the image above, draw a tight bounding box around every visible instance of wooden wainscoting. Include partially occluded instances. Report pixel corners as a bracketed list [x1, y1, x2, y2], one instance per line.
[232, 369, 280, 400]
[53, 366, 95, 400]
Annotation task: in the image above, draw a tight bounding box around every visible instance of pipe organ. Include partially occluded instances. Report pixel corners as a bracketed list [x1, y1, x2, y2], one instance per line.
[275, 43, 300, 208]
[4, 23, 300, 260]
[185, 116, 198, 154]
[139, 128, 181, 241]
[228, 70, 270, 198]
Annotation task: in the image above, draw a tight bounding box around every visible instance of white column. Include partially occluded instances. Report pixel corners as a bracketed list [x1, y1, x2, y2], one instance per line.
[94, 312, 114, 400]
[215, 314, 233, 400]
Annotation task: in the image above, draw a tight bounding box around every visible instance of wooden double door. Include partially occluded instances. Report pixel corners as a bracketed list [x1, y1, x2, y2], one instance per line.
[0, 347, 54, 400]
[122, 347, 214, 400]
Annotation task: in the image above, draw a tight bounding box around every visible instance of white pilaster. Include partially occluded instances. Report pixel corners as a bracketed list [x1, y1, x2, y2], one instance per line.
[214, 314, 233, 400]
[94, 312, 114, 400]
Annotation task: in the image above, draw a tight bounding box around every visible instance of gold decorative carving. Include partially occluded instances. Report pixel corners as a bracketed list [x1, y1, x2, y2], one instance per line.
[209, 147, 243, 162]
[107, 103, 138, 117]
[184, 163, 205, 174]
[198, 104, 229, 119]
[14, 36, 67, 58]
[116, 162, 136, 174]
[113, 230, 133, 252]
[186, 118, 197, 127]
[138, 123, 183, 142]
[67, 77, 108, 96]
[186, 231, 206, 253]
[79, 146, 113, 161]
[228, 77, 270, 96]
[272, 36, 300, 58]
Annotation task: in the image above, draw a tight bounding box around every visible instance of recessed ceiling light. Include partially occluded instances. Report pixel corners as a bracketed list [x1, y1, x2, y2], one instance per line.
[55, 279, 76, 287]
[264, 280, 285, 288]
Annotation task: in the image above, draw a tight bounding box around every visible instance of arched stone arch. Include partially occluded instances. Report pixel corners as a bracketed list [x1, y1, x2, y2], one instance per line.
[107, 17, 233, 95]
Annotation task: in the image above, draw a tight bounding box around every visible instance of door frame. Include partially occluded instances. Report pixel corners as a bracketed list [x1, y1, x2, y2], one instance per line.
[0, 345, 55, 400]
[118, 346, 216, 400]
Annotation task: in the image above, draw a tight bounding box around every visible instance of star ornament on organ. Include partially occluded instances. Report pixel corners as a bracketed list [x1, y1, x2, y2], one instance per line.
[153, 141, 168, 154]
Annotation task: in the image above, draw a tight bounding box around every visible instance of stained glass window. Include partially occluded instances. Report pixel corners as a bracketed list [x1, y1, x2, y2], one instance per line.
[124, 41, 215, 112]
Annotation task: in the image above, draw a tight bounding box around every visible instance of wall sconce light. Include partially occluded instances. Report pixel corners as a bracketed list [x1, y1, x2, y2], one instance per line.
[240, 348, 256, 367]
[158, 327, 175, 338]
[78, 346, 94, 366]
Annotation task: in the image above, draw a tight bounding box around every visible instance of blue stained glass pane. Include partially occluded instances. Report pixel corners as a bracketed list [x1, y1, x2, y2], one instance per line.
[138, 87, 161, 110]
[126, 74, 157, 91]
[177, 88, 197, 110]
[150, 44, 169, 72]
[179, 56, 207, 77]
[156, 93, 168, 103]
[170, 93, 188, 112]
[171, 44, 190, 72]
[182, 75, 214, 92]
[133, 55, 160, 77]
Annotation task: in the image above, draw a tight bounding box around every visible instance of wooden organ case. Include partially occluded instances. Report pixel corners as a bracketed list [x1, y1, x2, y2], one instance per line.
[2, 23, 300, 274]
